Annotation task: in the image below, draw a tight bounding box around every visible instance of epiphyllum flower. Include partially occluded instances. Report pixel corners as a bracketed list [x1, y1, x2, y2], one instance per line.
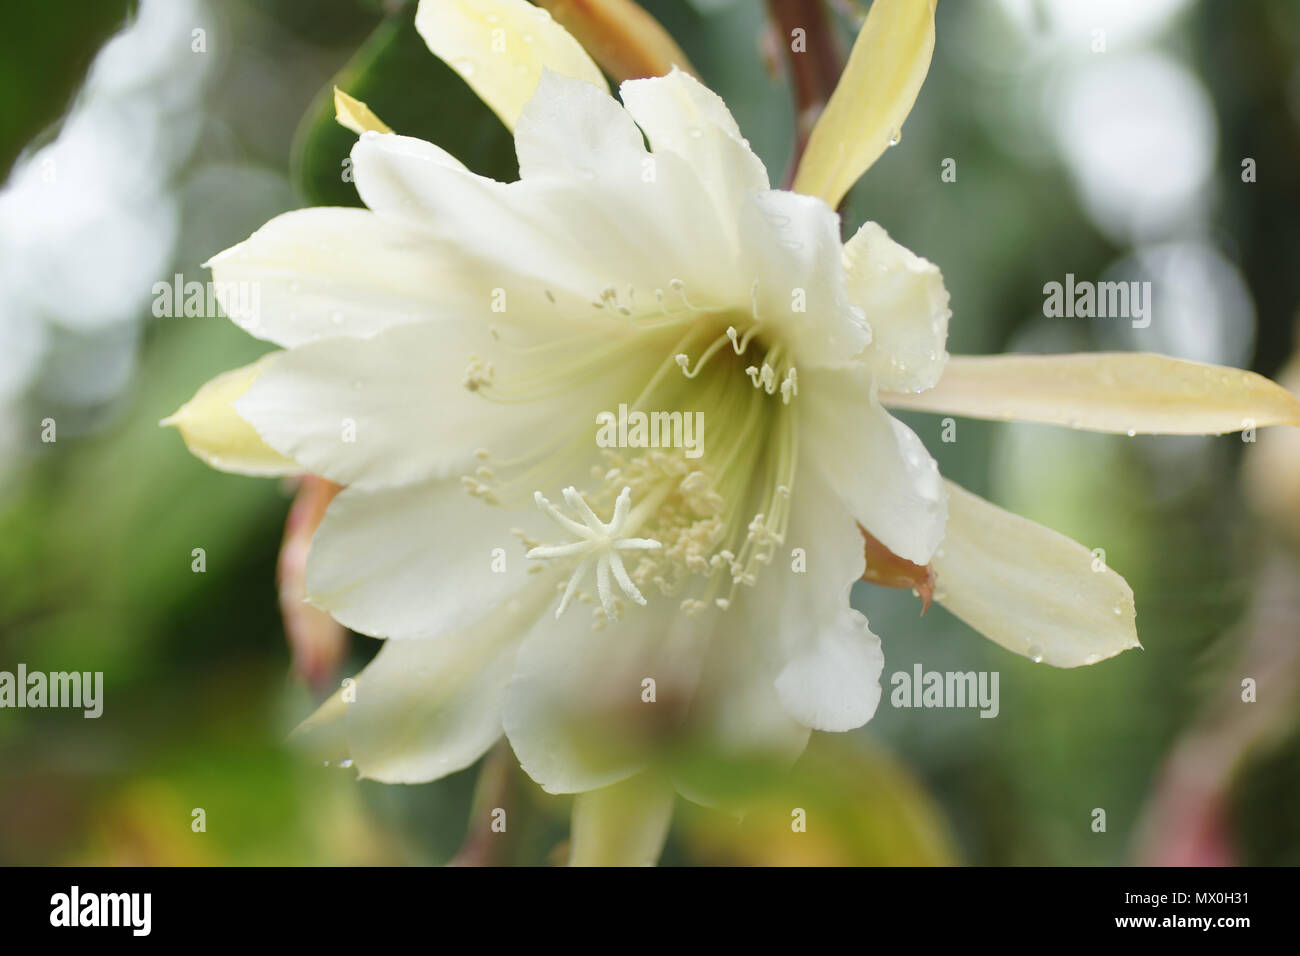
[166, 0, 1300, 863]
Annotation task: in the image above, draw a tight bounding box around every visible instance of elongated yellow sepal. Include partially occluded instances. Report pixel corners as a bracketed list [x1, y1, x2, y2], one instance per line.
[333, 86, 393, 135]
[792, 0, 937, 208]
[162, 355, 299, 476]
[882, 353, 1300, 435]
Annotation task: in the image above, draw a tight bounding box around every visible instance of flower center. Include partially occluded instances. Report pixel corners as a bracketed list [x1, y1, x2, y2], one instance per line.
[461, 283, 801, 624]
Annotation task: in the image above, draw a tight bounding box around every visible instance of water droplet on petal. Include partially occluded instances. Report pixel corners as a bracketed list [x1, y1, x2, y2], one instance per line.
[1126, 428, 1137, 437]
[888, 129, 902, 146]
[339, 758, 354, 768]
[1027, 644, 1045, 663]
[454, 58, 476, 78]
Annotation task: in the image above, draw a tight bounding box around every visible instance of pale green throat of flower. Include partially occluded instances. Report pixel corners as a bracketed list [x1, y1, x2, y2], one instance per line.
[463, 286, 800, 626]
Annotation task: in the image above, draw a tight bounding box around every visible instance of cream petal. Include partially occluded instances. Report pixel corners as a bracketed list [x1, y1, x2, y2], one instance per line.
[295, 591, 548, 784]
[305, 478, 555, 641]
[569, 772, 675, 866]
[206, 207, 472, 348]
[802, 364, 947, 565]
[514, 70, 648, 182]
[738, 189, 872, 369]
[843, 221, 950, 393]
[161, 355, 299, 476]
[233, 318, 623, 490]
[414, 0, 607, 131]
[502, 602, 706, 794]
[619, 68, 769, 225]
[882, 353, 1300, 435]
[350, 131, 733, 313]
[791, 0, 937, 208]
[933, 480, 1140, 667]
[761, 463, 883, 732]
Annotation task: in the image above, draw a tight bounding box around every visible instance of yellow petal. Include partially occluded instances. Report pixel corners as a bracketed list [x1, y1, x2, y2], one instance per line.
[415, 0, 607, 131]
[883, 353, 1300, 435]
[569, 773, 675, 866]
[791, 0, 937, 208]
[333, 86, 392, 135]
[534, 0, 695, 82]
[933, 481, 1141, 667]
[162, 356, 300, 476]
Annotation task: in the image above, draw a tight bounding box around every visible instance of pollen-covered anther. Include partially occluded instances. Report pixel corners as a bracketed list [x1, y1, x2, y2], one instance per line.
[463, 355, 495, 391]
[780, 367, 798, 404]
[460, 475, 499, 505]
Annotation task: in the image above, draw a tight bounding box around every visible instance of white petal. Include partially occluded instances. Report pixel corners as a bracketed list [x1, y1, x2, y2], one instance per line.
[738, 189, 872, 369]
[305, 479, 554, 641]
[761, 463, 883, 731]
[882, 353, 1300, 434]
[569, 773, 675, 866]
[502, 604, 706, 794]
[843, 221, 950, 393]
[619, 68, 769, 225]
[234, 318, 622, 490]
[514, 70, 648, 182]
[802, 364, 947, 565]
[933, 480, 1141, 667]
[350, 132, 733, 313]
[206, 207, 469, 348]
[336, 592, 547, 783]
[414, 0, 607, 131]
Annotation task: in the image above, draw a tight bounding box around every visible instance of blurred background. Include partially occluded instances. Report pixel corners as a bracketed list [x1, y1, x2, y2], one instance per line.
[2, 0, 1298, 865]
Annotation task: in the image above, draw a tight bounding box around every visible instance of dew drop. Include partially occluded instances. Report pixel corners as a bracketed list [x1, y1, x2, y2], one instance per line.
[1027, 644, 1045, 663]
[339, 758, 354, 768]
[888, 129, 902, 146]
[1126, 428, 1136, 437]
[454, 58, 476, 77]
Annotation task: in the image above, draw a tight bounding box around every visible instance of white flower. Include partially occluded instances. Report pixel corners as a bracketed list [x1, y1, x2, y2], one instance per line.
[166, 0, 1300, 863]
